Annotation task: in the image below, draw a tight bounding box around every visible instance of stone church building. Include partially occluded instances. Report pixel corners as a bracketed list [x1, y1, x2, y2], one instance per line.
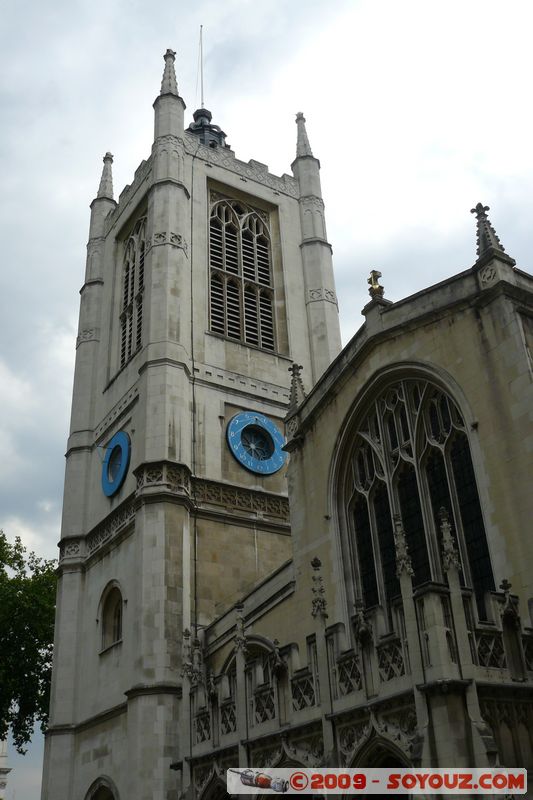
[41, 50, 533, 799]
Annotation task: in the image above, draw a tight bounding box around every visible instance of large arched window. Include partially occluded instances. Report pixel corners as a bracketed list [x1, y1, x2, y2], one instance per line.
[344, 379, 494, 619]
[120, 217, 146, 367]
[209, 198, 275, 351]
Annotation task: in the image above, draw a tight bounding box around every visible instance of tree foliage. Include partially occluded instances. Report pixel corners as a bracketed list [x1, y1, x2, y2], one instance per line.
[0, 531, 56, 752]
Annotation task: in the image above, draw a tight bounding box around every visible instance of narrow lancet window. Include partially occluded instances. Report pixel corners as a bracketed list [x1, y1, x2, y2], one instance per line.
[120, 217, 146, 368]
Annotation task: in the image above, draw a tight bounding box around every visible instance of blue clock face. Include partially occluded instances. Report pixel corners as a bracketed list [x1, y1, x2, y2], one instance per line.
[101, 431, 131, 497]
[226, 412, 287, 475]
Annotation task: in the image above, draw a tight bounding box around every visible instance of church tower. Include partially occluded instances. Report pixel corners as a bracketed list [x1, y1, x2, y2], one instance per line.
[41, 50, 341, 800]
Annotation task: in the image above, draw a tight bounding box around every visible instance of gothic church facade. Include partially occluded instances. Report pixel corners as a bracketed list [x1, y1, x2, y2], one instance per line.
[42, 50, 533, 799]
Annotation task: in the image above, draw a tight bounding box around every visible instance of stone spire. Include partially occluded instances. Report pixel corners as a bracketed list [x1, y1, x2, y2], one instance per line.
[160, 48, 179, 96]
[96, 152, 114, 200]
[288, 363, 306, 411]
[295, 112, 314, 158]
[470, 203, 515, 266]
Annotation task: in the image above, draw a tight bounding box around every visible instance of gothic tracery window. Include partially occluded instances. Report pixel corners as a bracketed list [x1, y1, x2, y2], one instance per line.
[209, 197, 275, 351]
[345, 379, 495, 619]
[120, 217, 146, 367]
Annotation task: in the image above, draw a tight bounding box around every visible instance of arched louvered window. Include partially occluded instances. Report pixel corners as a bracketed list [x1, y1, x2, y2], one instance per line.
[209, 198, 275, 350]
[120, 217, 146, 368]
[345, 379, 494, 620]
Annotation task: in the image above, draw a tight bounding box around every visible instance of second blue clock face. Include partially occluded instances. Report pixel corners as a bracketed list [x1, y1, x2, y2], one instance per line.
[101, 431, 131, 497]
[226, 412, 287, 475]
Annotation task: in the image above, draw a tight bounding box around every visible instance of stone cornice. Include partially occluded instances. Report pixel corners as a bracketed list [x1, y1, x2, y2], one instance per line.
[59, 463, 290, 562]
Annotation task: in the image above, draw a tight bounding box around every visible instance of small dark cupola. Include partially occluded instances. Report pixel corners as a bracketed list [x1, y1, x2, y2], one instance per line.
[187, 108, 228, 148]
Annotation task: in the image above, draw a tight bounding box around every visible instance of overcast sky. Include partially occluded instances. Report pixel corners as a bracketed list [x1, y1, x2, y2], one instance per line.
[3, 0, 533, 796]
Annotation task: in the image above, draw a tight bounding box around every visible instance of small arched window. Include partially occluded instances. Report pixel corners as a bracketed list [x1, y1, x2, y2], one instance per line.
[209, 198, 275, 351]
[343, 378, 495, 620]
[101, 586, 123, 650]
[120, 217, 146, 368]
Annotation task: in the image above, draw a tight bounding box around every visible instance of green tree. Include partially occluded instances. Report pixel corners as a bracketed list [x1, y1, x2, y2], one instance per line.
[0, 532, 56, 752]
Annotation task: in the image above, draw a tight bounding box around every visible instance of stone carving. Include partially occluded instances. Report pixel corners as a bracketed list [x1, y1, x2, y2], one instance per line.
[220, 701, 236, 735]
[291, 672, 316, 710]
[338, 720, 371, 762]
[95, 387, 139, 439]
[300, 195, 325, 210]
[59, 539, 83, 561]
[353, 597, 373, 646]
[310, 557, 328, 620]
[393, 515, 414, 578]
[499, 578, 521, 630]
[195, 710, 211, 743]
[439, 507, 461, 571]
[377, 639, 406, 682]
[476, 632, 506, 669]
[338, 700, 419, 765]
[479, 265, 497, 285]
[254, 685, 276, 723]
[284, 733, 324, 767]
[194, 478, 289, 521]
[86, 498, 136, 554]
[307, 287, 338, 305]
[234, 603, 248, 654]
[336, 654, 363, 695]
[252, 744, 283, 769]
[149, 230, 188, 255]
[135, 462, 191, 496]
[288, 363, 306, 412]
[76, 328, 99, 347]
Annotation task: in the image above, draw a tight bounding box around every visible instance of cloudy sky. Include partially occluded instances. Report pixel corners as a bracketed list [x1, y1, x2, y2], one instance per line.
[3, 0, 533, 795]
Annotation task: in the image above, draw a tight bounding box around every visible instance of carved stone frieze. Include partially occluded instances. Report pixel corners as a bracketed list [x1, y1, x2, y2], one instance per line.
[86, 498, 136, 555]
[193, 477, 289, 521]
[149, 230, 188, 255]
[76, 328, 99, 348]
[337, 698, 419, 765]
[307, 287, 338, 305]
[59, 538, 84, 562]
[479, 265, 497, 285]
[183, 134, 298, 198]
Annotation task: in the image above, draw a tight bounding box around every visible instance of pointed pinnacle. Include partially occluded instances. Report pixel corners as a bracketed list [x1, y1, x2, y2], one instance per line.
[295, 112, 313, 158]
[470, 202, 508, 259]
[97, 152, 114, 200]
[288, 363, 306, 411]
[161, 48, 178, 96]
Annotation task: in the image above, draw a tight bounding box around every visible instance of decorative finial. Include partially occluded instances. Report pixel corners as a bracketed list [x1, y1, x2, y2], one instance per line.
[161, 48, 178, 96]
[393, 515, 414, 578]
[439, 507, 460, 572]
[470, 202, 512, 262]
[295, 112, 314, 158]
[234, 602, 248, 654]
[367, 269, 384, 300]
[353, 597, 373, 645]
[310, 557, 328, 620]
[288, 363, 306, 411]
[97, 152, 114, 200]
[499, 578, 512, 596]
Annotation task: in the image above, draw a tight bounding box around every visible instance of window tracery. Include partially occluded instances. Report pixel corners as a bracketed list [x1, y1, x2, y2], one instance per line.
[345, 379, 494, 619]
[209, 198, 275, 351]
[120, 217, 146, 367]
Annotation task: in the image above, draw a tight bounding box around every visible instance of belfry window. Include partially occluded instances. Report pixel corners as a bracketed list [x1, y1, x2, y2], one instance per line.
[345, 380, 494, 619]
[209, 197, 275, 350]
[120, 217, 146, 367]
